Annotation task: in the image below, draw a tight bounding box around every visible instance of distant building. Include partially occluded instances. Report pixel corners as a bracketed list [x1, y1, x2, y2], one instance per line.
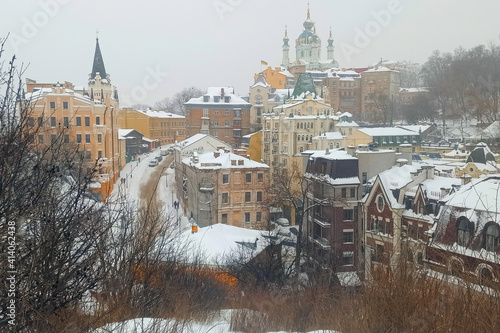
[180, 150, 270, 229]
[118, 129, 151, 158]
[24, 37, 121, 201]
[185, 87, 251, 148]
[117, 108, 186, 146]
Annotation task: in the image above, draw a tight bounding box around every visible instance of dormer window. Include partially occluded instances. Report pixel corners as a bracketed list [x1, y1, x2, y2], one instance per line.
[484, 224, 500, 252]
[224, 96, 230, 103]
[203, 95, 209, 102]
[214, 96, 220, 102]
[457, 217, 473, 247]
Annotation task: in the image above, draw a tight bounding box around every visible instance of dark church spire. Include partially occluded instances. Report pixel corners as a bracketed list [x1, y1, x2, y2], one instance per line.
[91, 36, 107, 80]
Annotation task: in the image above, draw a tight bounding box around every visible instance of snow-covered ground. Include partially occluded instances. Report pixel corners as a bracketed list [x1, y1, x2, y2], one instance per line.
[92, 310, 341, 333]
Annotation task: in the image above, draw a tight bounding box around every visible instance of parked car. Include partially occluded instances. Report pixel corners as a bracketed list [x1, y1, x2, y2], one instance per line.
[149, 160, 159, 167]
[155, 155, 163, 162]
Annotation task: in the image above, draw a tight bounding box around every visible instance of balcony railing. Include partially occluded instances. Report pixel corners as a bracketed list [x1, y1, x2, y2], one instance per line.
[314, 213, 331, 227]
[313, 235, 331, 249]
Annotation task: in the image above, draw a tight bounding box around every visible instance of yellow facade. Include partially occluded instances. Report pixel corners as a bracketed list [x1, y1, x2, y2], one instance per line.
[118, 108, 186, 145]
[255, 67, 287, 89]
[26, 80, 121, 201]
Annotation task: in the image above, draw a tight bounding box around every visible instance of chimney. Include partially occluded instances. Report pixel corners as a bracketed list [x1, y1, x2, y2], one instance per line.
[325, 148, 330, 155]
[440, 187, 451, 198]
[461, 174, 472, 185]
[347, 145, 356, 157]
[221, 88, 225, 98]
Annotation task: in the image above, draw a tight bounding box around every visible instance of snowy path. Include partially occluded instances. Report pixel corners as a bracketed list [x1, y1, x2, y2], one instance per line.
[109, 147, 190, 232]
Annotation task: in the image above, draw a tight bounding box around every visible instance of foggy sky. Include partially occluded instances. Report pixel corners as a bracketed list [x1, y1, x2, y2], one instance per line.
[2, 0, 499, 107]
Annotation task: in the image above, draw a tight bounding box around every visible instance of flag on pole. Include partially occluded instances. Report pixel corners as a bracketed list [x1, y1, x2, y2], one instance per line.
[261, 60, 268, 66]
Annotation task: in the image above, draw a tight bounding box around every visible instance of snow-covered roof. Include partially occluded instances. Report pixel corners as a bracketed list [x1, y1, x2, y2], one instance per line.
[398, 125, 431, 133]
[25, 87, 92, 104]
[442, 175, 500, 228]
[306, 149, 357, 161]
[336, 121, 358, 128]
[312, 132, 344, 140]
[118, 129, 135, 140]
[358, 127, 420, 137]
[399, 87, 429, 93]
[135, 109, 185, 119]
[185, 87, 250, 107]
[176, 133, 207, 148]
[406, 176, 461, 201]
[364, 66, 398, 73]
[373, 164, 422, 208]
[164, 224, 267, 267]
[183, 151, 269, 170]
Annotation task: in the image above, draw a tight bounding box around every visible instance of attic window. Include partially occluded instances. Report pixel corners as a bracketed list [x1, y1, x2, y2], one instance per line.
[457, 217, 473, 247]
[224, 96, 230, 103]
[484, 224, 500, 252]
[376, 194, 385, 213]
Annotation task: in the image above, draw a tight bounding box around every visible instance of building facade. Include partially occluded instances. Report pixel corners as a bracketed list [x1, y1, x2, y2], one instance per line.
[24, 38, 121, 200]
[304, 150, 361, 273]
[118, 108, 186, 145]
[185, 87, 251, 148]
[180, 150, 270, 229]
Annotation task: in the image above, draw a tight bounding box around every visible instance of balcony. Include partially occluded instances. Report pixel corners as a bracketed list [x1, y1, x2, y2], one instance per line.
[313, 235, 331, 249]
[314, 214, 331, 227]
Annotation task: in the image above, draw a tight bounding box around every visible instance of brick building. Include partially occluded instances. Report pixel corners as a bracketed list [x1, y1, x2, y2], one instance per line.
[185, 87, 251, 148]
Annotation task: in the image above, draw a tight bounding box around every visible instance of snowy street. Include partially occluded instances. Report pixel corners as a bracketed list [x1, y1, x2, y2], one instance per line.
[110, 147, 191, 233]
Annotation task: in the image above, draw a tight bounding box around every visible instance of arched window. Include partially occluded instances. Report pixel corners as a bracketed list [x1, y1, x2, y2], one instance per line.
[336, 142, 340, 148]
[300, 123, 303, 129]
[485, 224, 500, 252]
[297, 123, 300, 129]
[329, 142, 334, 149]
[297, 135, 300, 141]
[256, 96, 262, 104]
[457, 218, 473, 247]
[302, 135, 305, 141]
[311, 122, 314, 129]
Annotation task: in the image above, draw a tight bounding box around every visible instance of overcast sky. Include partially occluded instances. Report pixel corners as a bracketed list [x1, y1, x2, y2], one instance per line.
[2, 0, 500, 107]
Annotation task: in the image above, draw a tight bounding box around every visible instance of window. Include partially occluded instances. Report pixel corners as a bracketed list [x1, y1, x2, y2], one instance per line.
[214, 120, 219, 126]
[257, 173, 263, 182]
[63, 134, 69, 143]
[96, 116, 100, 125]
[417, 252, 424, 265]
[37, 116, 43, 126]
[343, 209, 353, 221]
[76, 117, 81, 127]
[245, 173, 252, 183]
[63, 117, 69, 128]
[245, 192, 251, 202]
[225, 109, 229, 115]
[85, 150, 91, 160]
[233, 129, 241, 137]
[343, 231, 354, 244]
[76, 134, 82, 144]
[256, 107, 261, 116]
[457, 218, 473, 247]
[214, 130, 218, 137]
[85, 134, 90, 144]
[342, 252, 354, 266]
[97, 134, 102, 144]
[222, 192, 229, 204]
[256, 212, 262, 222]
[63, 101, 68, 110]
[341, 188, 347, 198]
[203, 108, 208, 117]
[50, 101, 55, 109]
[28, 117, 34, 126]
[350, 188, 356, 198]
[376, 195, 385, 212]
[244, 212, 250, 223]
[85, 117, 90, 127]
[214, 110, 219, 115]
[50, 117, 56, 127]
[362, 172, 367, 184]
[38, 134, 44, 144]
[98, 150, 102, 159]
[221, 213, 228, 224]
[257, 191, 262, 202]
[485, 224, 500, 252]
[222, 174, 229, 184]
[51, 134, 57, 143]
[225, 120, 229, 127]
